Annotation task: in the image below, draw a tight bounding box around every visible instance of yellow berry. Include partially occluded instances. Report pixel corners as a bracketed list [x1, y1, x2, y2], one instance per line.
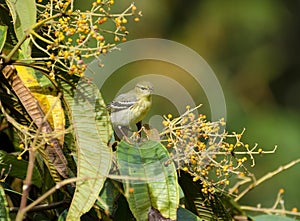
[192, 176, 199, 182]
[17, 156, 22, 160]
[96, 35, 104, 41]
[166, 143, 172, 148]
[49, 53, 55, 60]
[129, 187, 134, 193]
[114, 36, 120, 42]
[228, 144, 234, 151]
[292, 207, 298, 212]
[49, 71, 55, 78]
[134, 17, 140, 22]
[162, 120, 169, 127]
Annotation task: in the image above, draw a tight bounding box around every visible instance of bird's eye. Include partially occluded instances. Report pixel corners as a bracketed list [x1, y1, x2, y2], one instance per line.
[138, 86, 147, 90]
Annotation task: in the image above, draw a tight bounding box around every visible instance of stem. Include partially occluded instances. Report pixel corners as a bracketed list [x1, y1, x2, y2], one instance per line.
[235, 158, 300, 202]
[4, 34, 28, 63]
[16, 149, 36, 217]
[10, 200, 69, 213]
[18, 177, 79, 219]
[16, 94, 62, 220]
[240, 205, 300, 217]
[15, 173, 148, 221]
[30, 30, 53, 45]
[3, 13, 62, 63]
[16, 127, 43, 220]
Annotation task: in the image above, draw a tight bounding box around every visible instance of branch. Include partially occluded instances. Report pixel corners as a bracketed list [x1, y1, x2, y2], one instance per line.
[235, 158, 300, 201]
[240, 205, 300, 217]
[15, 173, 149, 221]
[16, 93, 62, 221]
[10, 200, 70, 213]
[2, 13, 62, 63]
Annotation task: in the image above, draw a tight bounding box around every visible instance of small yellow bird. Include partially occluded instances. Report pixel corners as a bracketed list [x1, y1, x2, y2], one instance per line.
[108, 81, 153, 139]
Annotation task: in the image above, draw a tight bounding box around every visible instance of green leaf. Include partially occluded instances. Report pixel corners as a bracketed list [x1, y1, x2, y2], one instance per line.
[0, 4, 17, 46]
[0, 150, 42, 188]
[56, 75, 80, 154]
[252, 215, 297, 221]
[58, 209, 68, 221]
[67, 78, 113, 220]
[97, 179, 120, 215]
[0, 185, 11, 221]
[5, 0, 36, 58]
[117, 140, 179, 221]
[1, 43, 19, 60]
[177, 207, 201, 221]
[0, 25, 8, 52]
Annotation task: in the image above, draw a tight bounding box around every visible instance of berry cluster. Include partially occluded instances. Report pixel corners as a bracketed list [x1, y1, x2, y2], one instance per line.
[161, 105, 266, 194]
[33, 0, 141, 76]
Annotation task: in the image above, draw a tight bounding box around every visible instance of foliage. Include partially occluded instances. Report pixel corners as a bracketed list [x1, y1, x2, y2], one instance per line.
[116, 140, 179, 220]
[0, 0, 299, 221]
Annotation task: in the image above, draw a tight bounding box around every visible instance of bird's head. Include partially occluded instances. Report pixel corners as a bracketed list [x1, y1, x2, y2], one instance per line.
[135, 81, 154, 97]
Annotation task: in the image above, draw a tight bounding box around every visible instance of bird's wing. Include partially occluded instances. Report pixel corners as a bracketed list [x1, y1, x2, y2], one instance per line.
[107, 91, 137, 112]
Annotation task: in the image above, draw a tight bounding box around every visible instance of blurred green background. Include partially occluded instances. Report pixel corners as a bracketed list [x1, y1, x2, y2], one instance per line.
[83, 0, 300, 213]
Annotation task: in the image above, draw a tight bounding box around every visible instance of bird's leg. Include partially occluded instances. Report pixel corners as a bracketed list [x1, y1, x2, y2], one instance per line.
[130, 121, 144, 143]
[136, 121, 142, 136]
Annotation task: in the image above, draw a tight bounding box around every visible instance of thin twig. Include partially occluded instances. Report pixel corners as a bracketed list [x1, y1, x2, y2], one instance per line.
[240, 205, 300, 217]
[20, 174, 150, 216]
[3, 13, 62, 63]
[16, 94, 62, 221]
[235, 158, 300, 202]
[10, 200, 70, 213]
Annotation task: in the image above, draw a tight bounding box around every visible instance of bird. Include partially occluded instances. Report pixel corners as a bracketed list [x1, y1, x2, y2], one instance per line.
[107, 81, 153, 140]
